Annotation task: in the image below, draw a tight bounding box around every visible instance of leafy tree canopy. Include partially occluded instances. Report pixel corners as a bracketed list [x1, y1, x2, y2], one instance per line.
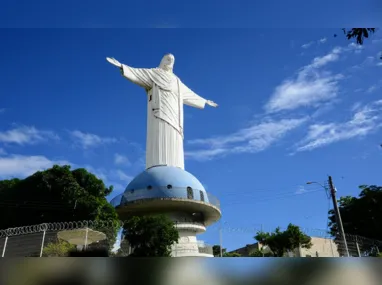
[0, 165, 119, 250]
[249, 248, 274, 257]
[342, 28, 376, 45]
[42, 239, 76, 257]
[212, 245, 226, 257]
[328, 185, 382, 241]
[338, 28, 381, 59]
[254, 224, 312, 257]
[122, 215, 179, 257]
[223, 252, 241, 257]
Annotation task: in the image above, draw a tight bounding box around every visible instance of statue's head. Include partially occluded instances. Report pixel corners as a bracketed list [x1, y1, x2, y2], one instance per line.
[159, 53, 175, 72]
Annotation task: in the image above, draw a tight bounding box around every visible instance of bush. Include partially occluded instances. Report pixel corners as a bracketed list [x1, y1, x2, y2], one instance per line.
[42, 240, 76, 257]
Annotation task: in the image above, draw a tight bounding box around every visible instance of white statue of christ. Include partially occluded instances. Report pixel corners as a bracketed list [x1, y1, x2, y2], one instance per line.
[106, 54, 217, 170]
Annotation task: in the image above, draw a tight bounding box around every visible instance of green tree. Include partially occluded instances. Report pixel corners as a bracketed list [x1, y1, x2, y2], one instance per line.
[0, 165, 120, 251]
[337, 28, 381, 59]
[122, 215, 179, 257]
[42, 239, 76, 257]
[342, 28, 376, 45]
[249, 248, 274, 257]
[255, 224, 312, 257]
[223, 252, 241, 257]
[328, 185, 382, 255]
[212, 245, 226, 257]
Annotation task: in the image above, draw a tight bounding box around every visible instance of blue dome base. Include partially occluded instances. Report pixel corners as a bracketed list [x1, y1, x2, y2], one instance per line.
[126, 165, 205, 191]
[121, 165, 209, 204]
[109, 165, 222, 225]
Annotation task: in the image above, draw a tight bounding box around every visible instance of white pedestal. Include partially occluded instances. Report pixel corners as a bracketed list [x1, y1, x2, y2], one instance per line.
[171, 225, 213, 257]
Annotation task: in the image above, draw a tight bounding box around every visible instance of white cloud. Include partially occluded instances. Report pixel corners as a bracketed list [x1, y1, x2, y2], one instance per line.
[83, 165, 109, 182]
[295, 185, 308, 195]
[0, 155, 70, 179]
[115, 170, 133, 183]
[350, 56, 375, 71]
[301, 38, 327, 49]
[84, 165, 132, 189]
[348, 42, 364, 53]
[186, 117, 307, 160]
[351, 102, 362, 112]
[69, 130, 118, 149]
[0, 126, 59, 145]
[301, 41, 314, 49]
[366, 85, 378, 93]
[295, 100, 382, 152]
[185, 148, 227, 161]
[309, 47, 342, 68]
[377, 62, 382, 67]
[265, 47, 344, 113]
[110, 183, 126, 193]
[114, 153, 130, 166]
[0, 153, 131, 196]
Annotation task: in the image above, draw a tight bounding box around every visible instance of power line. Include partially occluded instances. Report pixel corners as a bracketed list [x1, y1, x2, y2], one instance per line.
[224, 189, 322, 207]
[220, 187, 323, 197]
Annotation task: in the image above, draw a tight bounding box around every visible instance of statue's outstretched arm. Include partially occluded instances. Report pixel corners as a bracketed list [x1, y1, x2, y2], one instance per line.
[182, 82, 218, 109]
[206, 100, 218, 107]
[106, 57, 153, 89]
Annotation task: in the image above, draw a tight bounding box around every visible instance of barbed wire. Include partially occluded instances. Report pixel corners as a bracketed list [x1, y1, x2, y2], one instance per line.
[0, 220, 123, 238]
[1, 220, 380, 258]
[0, 219, 210, 238]
[1, 219, 381, 246]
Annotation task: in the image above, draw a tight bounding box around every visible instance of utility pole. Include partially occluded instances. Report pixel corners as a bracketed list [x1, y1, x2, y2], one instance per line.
[328, 175, 350, 257]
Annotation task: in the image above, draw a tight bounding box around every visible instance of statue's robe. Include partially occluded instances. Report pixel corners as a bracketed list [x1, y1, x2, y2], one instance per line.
[121, 65, 207, 170]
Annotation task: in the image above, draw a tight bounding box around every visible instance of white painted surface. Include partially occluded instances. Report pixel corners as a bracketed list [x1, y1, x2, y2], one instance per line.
[109, 54, 217, 170]
[171, 224, 213, 257]
[57, 229, 106, 246]
[298, 237, 340, 257]
[107, 54, 219, 258]
[175, 223, 206, 233]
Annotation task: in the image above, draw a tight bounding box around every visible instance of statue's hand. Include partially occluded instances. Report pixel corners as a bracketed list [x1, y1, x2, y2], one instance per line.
[106, 57, 122, 68]
[206, 100, 218, 107]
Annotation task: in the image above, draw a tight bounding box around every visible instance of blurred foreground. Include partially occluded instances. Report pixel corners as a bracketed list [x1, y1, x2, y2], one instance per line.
[0, 258, 381, 285]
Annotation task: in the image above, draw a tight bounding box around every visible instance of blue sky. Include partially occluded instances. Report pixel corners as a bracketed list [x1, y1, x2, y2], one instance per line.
[1, 27, 382, 251]
[1, 0, 381, 28]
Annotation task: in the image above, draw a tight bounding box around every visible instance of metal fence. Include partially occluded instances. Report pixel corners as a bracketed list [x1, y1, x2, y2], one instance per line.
[222, 225, 382, 257]
[0, 221, 119, 257]
[1, 220, 381, 257]
[0, 220, 215, 257]
[297, 228, 382, 257]
[334, 233, 382, 257]
[198, 244, 214, 255]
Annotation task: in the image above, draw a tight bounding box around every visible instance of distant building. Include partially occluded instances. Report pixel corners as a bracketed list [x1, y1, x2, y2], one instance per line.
[296, 237, 340, 257]
[229, 237, 340, 257]
[229, 243, 263, 257]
